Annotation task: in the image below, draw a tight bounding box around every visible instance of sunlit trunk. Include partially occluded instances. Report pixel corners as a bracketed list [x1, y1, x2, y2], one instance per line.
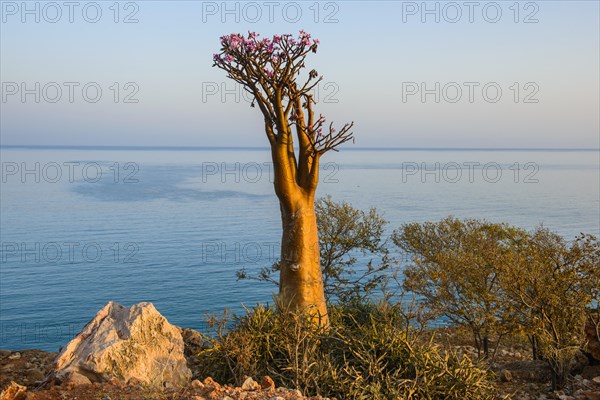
[277, 196, 328, 326]
[271, 144, 329, 327]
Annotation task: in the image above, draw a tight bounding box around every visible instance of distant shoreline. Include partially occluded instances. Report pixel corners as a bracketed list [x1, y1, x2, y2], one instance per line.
[1, 145, 599, 152]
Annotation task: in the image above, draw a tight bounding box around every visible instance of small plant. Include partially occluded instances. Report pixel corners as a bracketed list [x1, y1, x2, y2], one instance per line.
[196, 299, 496, 399]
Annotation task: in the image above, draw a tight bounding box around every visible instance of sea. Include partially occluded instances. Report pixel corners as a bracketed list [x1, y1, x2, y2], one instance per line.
[1, 146, 598, 351]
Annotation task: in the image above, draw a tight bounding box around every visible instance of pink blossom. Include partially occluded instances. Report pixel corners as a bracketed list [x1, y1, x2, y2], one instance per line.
[245, 41, 256, 52]
[228, 35, 242, 49]
[215, 31, 320, 71]
[299, 30, 312, 46]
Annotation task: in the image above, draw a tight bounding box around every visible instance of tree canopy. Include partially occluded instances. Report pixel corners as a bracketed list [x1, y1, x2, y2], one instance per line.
[213, 31, 353, 191]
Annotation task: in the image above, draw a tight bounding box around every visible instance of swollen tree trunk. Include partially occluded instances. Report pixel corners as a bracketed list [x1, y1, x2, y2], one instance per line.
[278, 196, 328, 326]
[271, 141, 329, 327]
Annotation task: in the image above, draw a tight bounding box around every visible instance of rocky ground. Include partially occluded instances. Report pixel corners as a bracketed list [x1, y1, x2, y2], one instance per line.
[1, 374, 325, 400]
[0, 335, 329, 400]
[434, 327, 600, 400]
[1, 328, 599, 400]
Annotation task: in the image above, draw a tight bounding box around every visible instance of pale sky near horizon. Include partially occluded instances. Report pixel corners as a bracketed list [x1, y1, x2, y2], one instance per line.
[1, 1, 599, 148]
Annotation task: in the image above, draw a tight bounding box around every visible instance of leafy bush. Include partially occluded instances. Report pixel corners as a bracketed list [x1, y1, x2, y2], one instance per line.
[196, 300, 496, 399]
[394, 217, 599, 389]
[501, 228, 599, 389]
[393, 217, 525, 359]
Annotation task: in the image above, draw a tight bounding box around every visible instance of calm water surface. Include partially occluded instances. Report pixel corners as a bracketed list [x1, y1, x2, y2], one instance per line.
[1, 147, 598, 351]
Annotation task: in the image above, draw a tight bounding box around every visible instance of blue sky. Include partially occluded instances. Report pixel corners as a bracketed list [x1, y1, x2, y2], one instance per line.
[1, 1, 599, 148]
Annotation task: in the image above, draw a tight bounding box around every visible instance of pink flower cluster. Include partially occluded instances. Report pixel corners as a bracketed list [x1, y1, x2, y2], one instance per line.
[213, 30, 320, 70]
[299, 30, 318, 46]
[218, 32, 272, 53]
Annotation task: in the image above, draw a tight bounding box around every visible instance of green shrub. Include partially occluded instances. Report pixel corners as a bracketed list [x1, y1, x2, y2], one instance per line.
[196, 301, 496, 399]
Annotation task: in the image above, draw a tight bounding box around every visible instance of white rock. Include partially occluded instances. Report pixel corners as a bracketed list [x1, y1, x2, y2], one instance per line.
[52, 301, 191, 387]
[241, 376, 260, 391]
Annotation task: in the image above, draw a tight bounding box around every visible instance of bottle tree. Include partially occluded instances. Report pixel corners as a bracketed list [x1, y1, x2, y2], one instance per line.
[213, 31, 354, 326]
